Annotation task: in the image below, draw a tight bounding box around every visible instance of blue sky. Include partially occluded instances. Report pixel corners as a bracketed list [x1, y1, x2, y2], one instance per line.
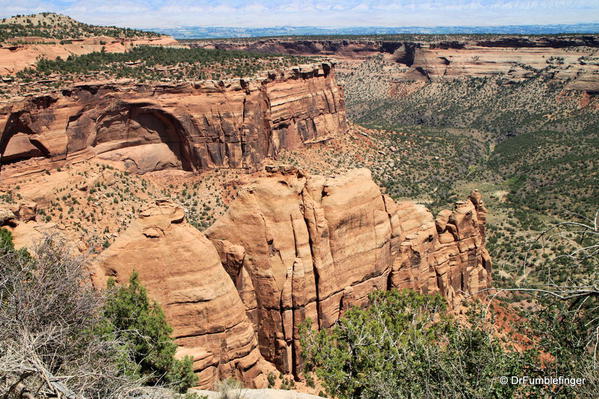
[1, 1, 598, 28]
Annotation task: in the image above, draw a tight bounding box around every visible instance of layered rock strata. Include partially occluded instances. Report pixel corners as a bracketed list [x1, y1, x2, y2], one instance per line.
[0, 62, 346, 176]
[92, 168, 492, 388]
[205, 167, 491, 376]
[195, 37, 599, 91]
[93, 200, 269, 389]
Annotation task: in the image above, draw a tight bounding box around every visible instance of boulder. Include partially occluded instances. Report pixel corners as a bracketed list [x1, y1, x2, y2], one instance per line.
[16, 201, 37, 222]
[0, 207, 16, 226]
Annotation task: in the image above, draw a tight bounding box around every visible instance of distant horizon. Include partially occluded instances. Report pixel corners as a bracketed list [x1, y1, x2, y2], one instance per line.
[4, 12, 599, 38]
[1, 1, 598, 30]
[151, 23, 599, 40]
[152, 22, 599, 30]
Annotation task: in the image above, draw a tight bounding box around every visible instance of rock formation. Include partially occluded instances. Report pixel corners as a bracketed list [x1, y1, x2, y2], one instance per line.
[205, 167, 492, 376]
[195, 37, 599, 91]
[92, 168, 492, 388]
[93, 200, 269, 389]
[0, 62, 346, 177]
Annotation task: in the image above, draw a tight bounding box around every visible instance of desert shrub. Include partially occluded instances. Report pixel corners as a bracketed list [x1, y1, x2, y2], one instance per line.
[527, 295, 599, 398]
[267, 371, 276, 388]
[301, 289, 538, 399]
[0, 227, 14, 253]
[0, 234, 137, 398]
[215, 378, 244, 399]
[103, 272, 197, 392]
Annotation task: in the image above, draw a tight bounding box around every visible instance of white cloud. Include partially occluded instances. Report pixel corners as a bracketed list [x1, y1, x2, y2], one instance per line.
[0, 0, 598, 28]
[352, 3, 371, 11]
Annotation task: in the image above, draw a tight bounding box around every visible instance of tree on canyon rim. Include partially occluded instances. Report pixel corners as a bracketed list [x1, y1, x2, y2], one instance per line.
[300, 289, 537, 399]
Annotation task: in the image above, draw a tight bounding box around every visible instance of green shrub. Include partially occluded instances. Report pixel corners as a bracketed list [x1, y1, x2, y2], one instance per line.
[267, 371, 276, 388]
[301, 289, 538, 399]
[103, 272, 197, 392]
[0, 227, 15, 253]
[0, 227, 30, 259]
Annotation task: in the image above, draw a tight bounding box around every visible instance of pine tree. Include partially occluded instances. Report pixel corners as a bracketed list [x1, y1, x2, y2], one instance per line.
[103, 272, 197, 392]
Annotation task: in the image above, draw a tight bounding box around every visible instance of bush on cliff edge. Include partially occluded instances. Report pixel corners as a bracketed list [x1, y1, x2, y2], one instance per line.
[0, 229, 196, 397]
[300, 289, 539, 399]
[103, 272, 197, 392]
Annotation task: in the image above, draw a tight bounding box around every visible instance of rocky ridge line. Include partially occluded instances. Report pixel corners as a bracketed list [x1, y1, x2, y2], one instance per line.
[194, 37, 599, 92]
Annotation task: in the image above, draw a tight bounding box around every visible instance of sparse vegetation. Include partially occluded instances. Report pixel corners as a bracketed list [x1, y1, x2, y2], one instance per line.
[0, 232, 197, 398]
[0, 12, 159, 43]
[340, 54, 598, 139]
[15, 45, 319, 85]
[0, 161, 236, 252]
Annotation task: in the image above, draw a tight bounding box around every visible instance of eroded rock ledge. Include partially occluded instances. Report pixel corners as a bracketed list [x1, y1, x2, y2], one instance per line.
[195, 37, 599, 92]
[93, 167, 491, 389]
[0, 62, 346, 177]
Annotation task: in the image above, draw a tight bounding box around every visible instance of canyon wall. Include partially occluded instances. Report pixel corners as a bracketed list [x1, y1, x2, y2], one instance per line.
[93, 167, 492, 388]
[195, 36, 599, 91]
[0, 62, 346, 177]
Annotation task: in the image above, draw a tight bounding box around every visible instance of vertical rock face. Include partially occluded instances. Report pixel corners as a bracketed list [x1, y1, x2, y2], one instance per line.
[206, 167, 492, 376]
[0, 63, 346, 175]
[93, 168, 491, 387]
[92, 200, 269, 389]
[196, 37, 599, 85]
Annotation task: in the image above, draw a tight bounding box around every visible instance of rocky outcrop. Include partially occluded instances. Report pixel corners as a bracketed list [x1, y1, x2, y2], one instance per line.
[93, 200, 269, 389]
[205, 167, 491, 376]
[0, 62, 346, 176]
[92, 168, 491, 388]
[0, 201, 37, 226]
[0, 207, 16, 225]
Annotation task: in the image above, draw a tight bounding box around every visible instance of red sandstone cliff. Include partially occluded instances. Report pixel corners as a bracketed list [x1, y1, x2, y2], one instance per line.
[194, 37, 599, 91]
[93, 201, 269, 388]
[206, 167, 491, 376]
[93, 167, 492, 388]
[0, 62, 346, 177]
